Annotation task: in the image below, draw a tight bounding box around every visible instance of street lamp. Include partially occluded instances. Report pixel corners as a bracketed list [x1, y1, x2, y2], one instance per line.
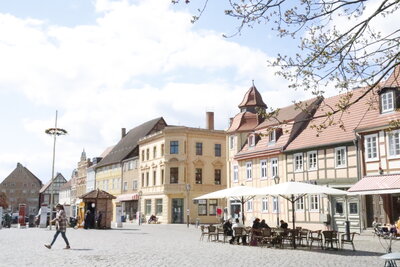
[273, 175, 280, 227]
[138, 190, 143, 226]
[45, 110, 67, 230]
[186, 184, 191, 228]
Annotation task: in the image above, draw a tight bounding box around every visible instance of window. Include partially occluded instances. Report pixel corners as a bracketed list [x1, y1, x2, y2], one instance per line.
[161, 169, 164, 184]
[260, 160, 268, 179]
[132, 180, 138, 190]
[153, 146, 157, 159]
[170, 141, 179, 154]
[146, 172, 149, 186]
[262, 198, 268, 212]
[209, 199, 217, 215]
[153, 170, 157, 186]
[156, 199, 163, 216]
[294, 153, 303, 172]
[215, 144, 221, 157]
[381, 91, 394, 113]
[233, 165, 239, 183]
[335, 202, 344, 214]
[248, 135, 255, 147]
[335, 147, 347, 168]
[246, 199, 253, 212]
[229, 135, 235, 149]
[146, 148, 150, 160]
[310, 195, 319, 211]
[349, 203, 358, 214]
[196, 142, 203, 155]
[388, 130, 400, 157]
[161, 144, 165, 156]
[145, 199, 152, 215]
[141, 150, 145, 161]
[214, 169, 221, 185]
[112, 179, 116, 190]
[307, 151, 318, 170]
[273, 197, 279, 213]
[198, 199, 207, 215]
[170, 167, 178, 184]
[246, 162, 252, 180]
[295, 196, 304, 211]
[195, 168, 203, 184]
[123, 182, 128, 191]
[271, 158, 278, 178]
[365, 134, 379, 160]
[141, 173, 144, 187]
[269, 130, 276, 143]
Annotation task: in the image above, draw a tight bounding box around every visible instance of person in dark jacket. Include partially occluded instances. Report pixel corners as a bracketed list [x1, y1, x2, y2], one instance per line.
[260, 219, 270, 229]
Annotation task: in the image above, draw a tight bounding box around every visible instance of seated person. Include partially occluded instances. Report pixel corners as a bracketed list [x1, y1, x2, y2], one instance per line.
[260, 219, 270, 229]
[223, 219, 233, 236]
[280, 220, 288, 229]
[231, 218, 247, 245]
[372, 217, 381, 228]
[252, 218, 261, 229]
[148, 215, 157, 224]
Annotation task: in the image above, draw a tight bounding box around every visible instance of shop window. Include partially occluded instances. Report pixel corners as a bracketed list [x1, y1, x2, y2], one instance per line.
[198, 200, 207, 216]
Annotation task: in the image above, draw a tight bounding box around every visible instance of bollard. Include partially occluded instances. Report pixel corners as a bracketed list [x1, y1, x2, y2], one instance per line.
[195, 218, 200, 228]
[345, 220, 350, 241]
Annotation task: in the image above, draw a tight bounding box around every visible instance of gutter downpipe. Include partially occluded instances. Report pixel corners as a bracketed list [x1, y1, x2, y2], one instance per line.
[354, 133, 363, 233]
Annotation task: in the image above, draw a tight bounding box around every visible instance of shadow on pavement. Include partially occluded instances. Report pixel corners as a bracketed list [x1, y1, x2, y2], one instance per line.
[70, 249, 94, 251]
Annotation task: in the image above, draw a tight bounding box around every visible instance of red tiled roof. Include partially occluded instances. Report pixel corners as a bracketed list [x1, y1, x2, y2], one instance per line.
[238, 85, 267, 109]
[285, 88, 377, 151]
[382, 65, 400, 88]
[227, 112, 260, 133]
[348, 174, 400, 192]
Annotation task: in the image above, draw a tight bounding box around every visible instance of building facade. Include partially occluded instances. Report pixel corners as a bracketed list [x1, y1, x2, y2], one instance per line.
[138, 114, 226, 224]
[0, 163, 42, 215]
[39, 173, 67, 208]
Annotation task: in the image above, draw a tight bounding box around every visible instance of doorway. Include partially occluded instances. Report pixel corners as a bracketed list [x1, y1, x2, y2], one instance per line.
[365, 195, 374, 227]
[172, 198, 184, 223]
[230, 200, 241, 222]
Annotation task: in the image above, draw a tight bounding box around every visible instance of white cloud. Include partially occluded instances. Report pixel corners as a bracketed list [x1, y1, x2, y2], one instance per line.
[0, 0, 307, 182]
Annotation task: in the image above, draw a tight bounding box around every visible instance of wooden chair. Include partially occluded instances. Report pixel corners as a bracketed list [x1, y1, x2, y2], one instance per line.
[217, 226, 229, 243]
[341, 232, 359, 251]
[297, 229, 310, 247]
[309, 230, 323, 250]
[261, 228, 274, 247]
[322, 231, 339, 250]
[233, 227, 246, 245]
[250, 228, 263, 246]
[199, 225, 208, 241]
[207, 225, 218, 242]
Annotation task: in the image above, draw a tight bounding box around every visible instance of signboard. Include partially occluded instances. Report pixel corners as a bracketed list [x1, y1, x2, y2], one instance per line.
[115, 203, 122, 228]
[0, 207, 3, 229]
[18, 204, 26, 228]
[39, 205, 48, 228]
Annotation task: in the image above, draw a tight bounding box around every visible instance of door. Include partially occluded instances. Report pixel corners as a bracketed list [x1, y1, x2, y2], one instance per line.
[230, 200, 241, 222]
[172, 198, 184, 223]
[365, 195, 374, 227]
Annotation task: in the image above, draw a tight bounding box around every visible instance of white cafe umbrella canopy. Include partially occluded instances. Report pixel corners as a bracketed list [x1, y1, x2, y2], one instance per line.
[194, 185, 257, 224]
[254, 181, 348, 248]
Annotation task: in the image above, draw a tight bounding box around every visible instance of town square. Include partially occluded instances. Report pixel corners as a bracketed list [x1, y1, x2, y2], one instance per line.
[0, 0, 400, 266]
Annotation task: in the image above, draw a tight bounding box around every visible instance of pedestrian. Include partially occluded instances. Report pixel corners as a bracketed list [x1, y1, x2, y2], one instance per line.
[96, 211, 102, 229]
[84, 210, 91, 229]
[44, 204, 70, 249]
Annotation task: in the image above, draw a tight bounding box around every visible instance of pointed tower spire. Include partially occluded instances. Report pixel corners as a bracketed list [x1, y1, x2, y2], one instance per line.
[81, 148, 86, 161]
[238, 82, 267, 113]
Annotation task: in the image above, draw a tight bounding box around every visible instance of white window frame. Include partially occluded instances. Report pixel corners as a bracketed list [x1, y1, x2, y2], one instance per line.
[388, 130, 400, 158]
[246, 199, 253, 212]
[246, 162, 252, 180]
[335, 146, 347, 168]
[307, 151, 318, 171]
[248, 135, 255, 147]
[260, 160, 268, 180]
[269, 129, 276, 143]
[262, 197, 269, 213]
[382, 91, 394, 113]
[294, 153, 303, 172]
[229, 135, 235, 150]
[271, 158, 278, 178]
[272, 197, 279, 213]
[295, 196, 304, 211]
[365, 133, 379, 161]
[233, 165, 239, 183]
[310, 194, 319, 212]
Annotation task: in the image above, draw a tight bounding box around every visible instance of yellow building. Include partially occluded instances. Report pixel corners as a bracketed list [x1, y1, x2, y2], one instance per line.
[138, 113, 226, 224]
[95, 117, 167, 222]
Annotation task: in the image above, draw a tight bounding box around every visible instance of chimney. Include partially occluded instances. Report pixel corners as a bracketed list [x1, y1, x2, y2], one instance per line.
[121, 128, 126, 139]
[206, 112, 214, 130]
[229, 117, 233, 126]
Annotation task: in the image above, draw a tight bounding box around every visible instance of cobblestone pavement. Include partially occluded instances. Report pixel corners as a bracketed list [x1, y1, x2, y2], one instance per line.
[0, 224, 399, 267]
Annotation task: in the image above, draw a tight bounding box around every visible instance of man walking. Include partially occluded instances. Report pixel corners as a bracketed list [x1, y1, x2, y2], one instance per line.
[45, 204, 70, 249]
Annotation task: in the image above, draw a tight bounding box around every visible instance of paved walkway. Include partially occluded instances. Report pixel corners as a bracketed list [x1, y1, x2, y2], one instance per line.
[0, 224, 399, 266]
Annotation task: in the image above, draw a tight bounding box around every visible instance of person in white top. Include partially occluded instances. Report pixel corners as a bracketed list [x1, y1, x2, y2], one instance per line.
[231, 218, 247, 245]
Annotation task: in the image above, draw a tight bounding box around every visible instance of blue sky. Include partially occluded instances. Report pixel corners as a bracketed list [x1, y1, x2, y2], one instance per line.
[0, 0, 392, 183]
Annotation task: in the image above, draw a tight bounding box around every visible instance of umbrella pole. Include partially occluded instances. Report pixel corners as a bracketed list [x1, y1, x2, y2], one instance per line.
[241, 196, 245, 225]
[291, 194, 296, 249]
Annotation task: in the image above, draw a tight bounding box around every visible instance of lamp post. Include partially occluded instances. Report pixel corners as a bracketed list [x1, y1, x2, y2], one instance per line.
[138, 190, 143, 226]
[273, 175, 280, 227]
[45, 111, 67, 230]
[186, 184, 191, 228]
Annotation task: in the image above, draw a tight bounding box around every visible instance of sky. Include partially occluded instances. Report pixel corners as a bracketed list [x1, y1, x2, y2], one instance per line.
[0, 0, 396, 184]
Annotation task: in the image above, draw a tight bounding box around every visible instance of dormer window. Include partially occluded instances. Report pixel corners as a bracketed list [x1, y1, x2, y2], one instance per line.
[381, 90, 395, 113]
[248, 134, 255, 147]
[269, 130, 276, 143]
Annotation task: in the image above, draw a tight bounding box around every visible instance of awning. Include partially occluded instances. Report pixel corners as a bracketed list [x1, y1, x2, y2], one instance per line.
[116, 193, 139, 202]
[348, 174, 400, 195]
